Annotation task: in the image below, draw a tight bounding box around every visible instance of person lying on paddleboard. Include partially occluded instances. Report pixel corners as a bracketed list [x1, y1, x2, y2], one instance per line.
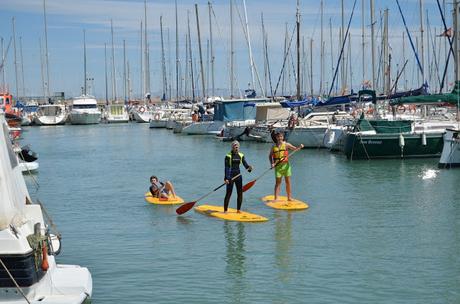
[224, 140, 253, 213]
[269, 132, 303, 202]
[149, 175, 177, 199]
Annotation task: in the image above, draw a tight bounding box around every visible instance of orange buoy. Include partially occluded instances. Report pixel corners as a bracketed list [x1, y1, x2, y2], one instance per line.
[41, 241, 49, 271]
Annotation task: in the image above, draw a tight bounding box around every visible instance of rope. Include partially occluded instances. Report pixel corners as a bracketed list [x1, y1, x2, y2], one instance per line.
[0, 258, 31, 304]
[17, 149, 40, 190]
[37, 200, 61, 239]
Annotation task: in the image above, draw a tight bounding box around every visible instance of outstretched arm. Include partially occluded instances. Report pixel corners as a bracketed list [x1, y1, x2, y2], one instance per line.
[286, 142, 303, 150]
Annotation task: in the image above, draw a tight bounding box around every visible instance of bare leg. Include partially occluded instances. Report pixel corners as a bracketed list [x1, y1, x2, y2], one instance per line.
[274, 177, 282, 201]
[164, 181, 176, 198]
[285, 176, 292, 201]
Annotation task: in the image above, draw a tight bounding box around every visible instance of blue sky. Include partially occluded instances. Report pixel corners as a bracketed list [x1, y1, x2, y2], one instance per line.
[0, 0, 454, 99]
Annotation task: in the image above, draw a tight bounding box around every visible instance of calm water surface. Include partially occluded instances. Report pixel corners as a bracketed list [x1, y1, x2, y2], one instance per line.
[22, 123, 460, 303]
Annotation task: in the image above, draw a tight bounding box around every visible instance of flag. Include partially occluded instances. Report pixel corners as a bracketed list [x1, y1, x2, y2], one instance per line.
[438, 28, 453, 38]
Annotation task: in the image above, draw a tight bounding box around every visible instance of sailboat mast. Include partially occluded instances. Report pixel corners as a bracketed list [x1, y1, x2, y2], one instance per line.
[296, 0, 301, 100]
[341, 0, 345, 92]
[12, 17, 19, 98]
[175, 0, 179, 101]
[43, 0, 51, 99]
[144, 0, 149, 97]
[123, 39, 127, 102]
[454, 0, 460, 81]
[110, 20, 116, 101]
[320, 0, 324, 95]
[195, 4, 206, 101]
[208, 1, 215, 97]
[19, 37, 25, 97]
[104, 43, 108, 104]
[419, 0, 425, 82]
[39, 38, 45, 98]
[1, 38, 6, 90]
[230, 0, 234, 98]
[83, 29, 87, 95]
[187, 11, 195, 102]
[242, 0, 255, 89]
[361, 0, 365, 87]
[370, 0, 376, 91]
[310, 38, 313, 96]
[160, 15, 167, 100]
[140, 21, 143, 100]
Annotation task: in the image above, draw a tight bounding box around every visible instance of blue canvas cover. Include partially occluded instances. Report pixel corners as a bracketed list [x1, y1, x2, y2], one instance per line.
[213, 99, 267, 122]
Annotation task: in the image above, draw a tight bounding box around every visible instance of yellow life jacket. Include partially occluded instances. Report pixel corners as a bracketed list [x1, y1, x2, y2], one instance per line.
[272, 143, 288, 163]
[226, 152, 244, 167]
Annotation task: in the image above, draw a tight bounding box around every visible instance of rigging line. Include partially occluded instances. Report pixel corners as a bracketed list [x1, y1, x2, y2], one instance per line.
[427, 16, 442, 88]
[0, 37, 12, 72]
[327, 0, 357, 97]
[273, 25, 296, 97]
[0, 258, 31, 304]
[395, 0, 424, 81]
[436, 0, 454, 93]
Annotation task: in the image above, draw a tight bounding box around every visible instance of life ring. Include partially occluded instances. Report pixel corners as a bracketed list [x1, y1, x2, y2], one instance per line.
[397, 105, 406, 114]
[408, 104, 416, 114]
[139, 106, 146, 113]
[154, 113, 161, 121]
[366, 108, 374, 114]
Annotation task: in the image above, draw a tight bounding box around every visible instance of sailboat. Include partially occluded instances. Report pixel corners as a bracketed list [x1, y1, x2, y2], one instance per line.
[104, 22, 129, 123]
[0, 110, 93, 303]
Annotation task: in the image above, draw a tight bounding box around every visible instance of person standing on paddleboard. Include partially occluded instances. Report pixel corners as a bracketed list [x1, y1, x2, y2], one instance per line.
[269, 132, 303, 201]
[224, 140, 253, 213]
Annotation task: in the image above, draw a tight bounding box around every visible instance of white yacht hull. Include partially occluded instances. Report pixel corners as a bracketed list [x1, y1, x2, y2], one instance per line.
[182, 121, 224, 135]
[323, 126, 348, 151]
[149, 119, 167, 128]
[286, 126, 328, 148]
[69, 112, 101, 125]
[439, 128, 460, 168]
[34, 114, 67, 126]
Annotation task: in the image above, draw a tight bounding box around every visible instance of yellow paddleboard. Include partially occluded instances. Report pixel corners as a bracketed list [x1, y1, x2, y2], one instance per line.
[194, 205, 268, 222]
[261, 195, 309, 210]
[144, 192, 184, 205]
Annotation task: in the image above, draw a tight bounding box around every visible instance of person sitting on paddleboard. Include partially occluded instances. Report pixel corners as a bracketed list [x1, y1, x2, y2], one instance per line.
[269, 132, 303, 201]
[149, 176, 176, 199]
[224, 140, 253, 213]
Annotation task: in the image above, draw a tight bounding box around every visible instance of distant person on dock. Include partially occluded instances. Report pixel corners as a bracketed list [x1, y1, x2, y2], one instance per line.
[224, 140, 253, 213]
[149, 176, 176, 199]
[269, 132, 303, 201]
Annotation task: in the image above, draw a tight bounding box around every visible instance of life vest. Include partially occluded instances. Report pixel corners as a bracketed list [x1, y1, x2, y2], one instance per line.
[226, 151, 244, 167]
[272, 143, 288, 163]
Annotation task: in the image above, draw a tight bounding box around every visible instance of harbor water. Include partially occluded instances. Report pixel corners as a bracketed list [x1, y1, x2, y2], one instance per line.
[23, 124, 460, 303]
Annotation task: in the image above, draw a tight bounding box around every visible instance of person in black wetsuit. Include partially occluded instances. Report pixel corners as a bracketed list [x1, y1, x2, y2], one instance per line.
[224, 141, 253, 213]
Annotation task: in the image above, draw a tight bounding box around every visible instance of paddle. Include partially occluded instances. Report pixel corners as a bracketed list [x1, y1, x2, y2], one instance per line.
[176, 173, 242, 215]
[242, 146, 302, 192]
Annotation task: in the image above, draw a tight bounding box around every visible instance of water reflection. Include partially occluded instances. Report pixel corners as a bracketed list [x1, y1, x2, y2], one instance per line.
[224, 222, 246, 304]
[274, 213, 293, 282]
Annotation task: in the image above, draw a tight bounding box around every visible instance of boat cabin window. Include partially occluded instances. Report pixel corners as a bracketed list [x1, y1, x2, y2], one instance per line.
[73, 104, 97, 109]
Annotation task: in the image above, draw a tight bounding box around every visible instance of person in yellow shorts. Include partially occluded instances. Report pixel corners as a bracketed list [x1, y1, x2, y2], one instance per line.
[269, 132, 303, 201]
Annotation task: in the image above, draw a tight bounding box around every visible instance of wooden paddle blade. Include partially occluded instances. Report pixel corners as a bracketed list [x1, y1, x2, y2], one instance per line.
[176, 201, 197, 215]
[242, 180, 256, 192]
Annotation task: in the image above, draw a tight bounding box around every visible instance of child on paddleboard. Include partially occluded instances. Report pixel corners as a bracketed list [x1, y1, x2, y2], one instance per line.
[149, 176, 177, 199]
[269, 132, 303, 201]
[224, 140, 253, 213]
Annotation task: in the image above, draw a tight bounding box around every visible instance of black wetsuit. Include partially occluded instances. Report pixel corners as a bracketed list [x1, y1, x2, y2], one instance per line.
[224, 151, 250, 212]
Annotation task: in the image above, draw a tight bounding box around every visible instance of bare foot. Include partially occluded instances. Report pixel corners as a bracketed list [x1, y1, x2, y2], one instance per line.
[236, 210, 241, 213]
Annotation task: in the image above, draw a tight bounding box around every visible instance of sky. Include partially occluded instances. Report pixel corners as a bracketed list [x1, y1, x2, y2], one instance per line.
[0, 0, 455, 100]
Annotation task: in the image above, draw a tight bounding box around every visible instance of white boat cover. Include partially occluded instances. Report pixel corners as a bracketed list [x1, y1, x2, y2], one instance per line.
[0, 112, 28, 230]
